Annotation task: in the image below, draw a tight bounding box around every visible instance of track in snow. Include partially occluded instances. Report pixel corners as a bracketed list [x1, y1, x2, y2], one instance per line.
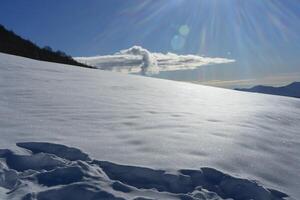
[0, 53, 299, 199]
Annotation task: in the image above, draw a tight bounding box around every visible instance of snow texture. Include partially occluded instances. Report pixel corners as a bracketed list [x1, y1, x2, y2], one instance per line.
[0, 53, 300, 199]
[16, 142, 91, 161]
[0, 142, 289, 200]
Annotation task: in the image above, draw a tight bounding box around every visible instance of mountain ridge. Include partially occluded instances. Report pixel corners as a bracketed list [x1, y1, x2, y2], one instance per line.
[0, 24, 95, 69]
[235, 82, 300, 98]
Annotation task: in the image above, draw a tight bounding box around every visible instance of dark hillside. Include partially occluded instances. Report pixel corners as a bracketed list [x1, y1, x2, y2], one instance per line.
[235, 82, 300, 98]
[0, 24, 95, 68]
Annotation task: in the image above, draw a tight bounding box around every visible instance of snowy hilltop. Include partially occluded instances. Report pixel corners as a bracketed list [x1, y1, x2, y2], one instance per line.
[0, 53, 299, 199]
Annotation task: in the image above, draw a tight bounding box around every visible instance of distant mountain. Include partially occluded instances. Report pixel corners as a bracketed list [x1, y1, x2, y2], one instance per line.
[235, 82, 300, 98]
[0, 24, 94, 68]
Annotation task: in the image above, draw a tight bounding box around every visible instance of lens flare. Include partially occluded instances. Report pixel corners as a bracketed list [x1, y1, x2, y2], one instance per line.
[92, 0, 300, 85]
[179, 25, 190, 36]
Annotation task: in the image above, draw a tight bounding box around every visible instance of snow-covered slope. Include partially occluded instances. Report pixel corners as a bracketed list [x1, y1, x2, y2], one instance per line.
[0, 53, 299, 199]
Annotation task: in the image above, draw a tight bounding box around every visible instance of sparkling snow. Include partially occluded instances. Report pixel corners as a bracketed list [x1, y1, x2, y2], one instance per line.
[0, 53, 299, 199]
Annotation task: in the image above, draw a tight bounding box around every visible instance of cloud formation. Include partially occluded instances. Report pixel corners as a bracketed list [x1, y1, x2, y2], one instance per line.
[75, 46, 234, 75]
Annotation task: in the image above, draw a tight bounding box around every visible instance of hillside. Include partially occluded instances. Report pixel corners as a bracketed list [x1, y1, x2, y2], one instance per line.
[235, 82, 300, 98]
[0, 53, 299, 199]
[0, 24, 94, 68]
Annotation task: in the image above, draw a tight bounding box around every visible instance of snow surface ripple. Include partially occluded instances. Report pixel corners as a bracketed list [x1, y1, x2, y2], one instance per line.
[0, 53, 299, 199]
[0, 142, 289, 200]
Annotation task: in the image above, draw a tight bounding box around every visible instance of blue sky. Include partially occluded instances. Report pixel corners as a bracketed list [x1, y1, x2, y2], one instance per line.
[1, 0, 300, 88]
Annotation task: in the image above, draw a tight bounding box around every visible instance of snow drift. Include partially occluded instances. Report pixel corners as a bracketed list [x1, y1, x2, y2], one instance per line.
[0, 142, 288, 200]
[75, 46, 234, 75]
[0, 53, 299, 199]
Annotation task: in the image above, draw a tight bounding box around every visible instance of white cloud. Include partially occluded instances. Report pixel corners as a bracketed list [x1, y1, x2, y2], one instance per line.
[75, 46, 235, 75]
